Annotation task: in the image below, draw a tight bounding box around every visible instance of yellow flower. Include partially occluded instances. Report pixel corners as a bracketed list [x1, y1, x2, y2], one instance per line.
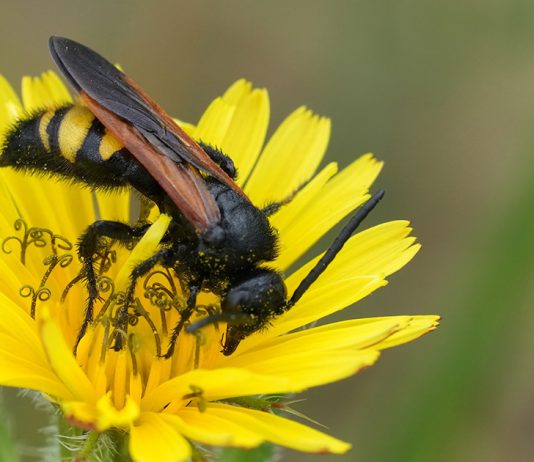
[0, 71, 439, 461]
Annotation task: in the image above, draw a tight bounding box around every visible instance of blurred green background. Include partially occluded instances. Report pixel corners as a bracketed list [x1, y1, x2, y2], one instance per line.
[0, 0, 533, 461]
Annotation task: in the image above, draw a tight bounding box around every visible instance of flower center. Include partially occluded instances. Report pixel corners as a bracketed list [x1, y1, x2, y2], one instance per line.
[2, 218, 222, 369]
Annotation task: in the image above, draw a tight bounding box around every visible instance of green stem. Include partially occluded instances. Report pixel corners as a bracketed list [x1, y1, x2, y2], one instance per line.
[109, 429, 132, 462]
[73, 431, 100, 461]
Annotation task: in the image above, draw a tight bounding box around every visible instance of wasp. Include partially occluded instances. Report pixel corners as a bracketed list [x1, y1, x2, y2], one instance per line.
[0, 37, 384, 357]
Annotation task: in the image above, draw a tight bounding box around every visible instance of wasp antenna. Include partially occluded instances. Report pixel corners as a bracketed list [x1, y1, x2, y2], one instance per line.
[287, 189, 385, 308]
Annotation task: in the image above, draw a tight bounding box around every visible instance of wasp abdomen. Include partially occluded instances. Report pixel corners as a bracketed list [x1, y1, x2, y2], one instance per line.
[0, 104, 140, 190]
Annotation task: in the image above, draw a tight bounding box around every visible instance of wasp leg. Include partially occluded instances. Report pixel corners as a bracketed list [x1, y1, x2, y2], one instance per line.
[261, 178, 313, 217]
[163, 282, 201, 359]
[113, 247, 176, 351]
[75, 220, 149, 354]
[198, 142, 237, 180]
[186, 312, 252, 332]
[186, 311, 255, 356]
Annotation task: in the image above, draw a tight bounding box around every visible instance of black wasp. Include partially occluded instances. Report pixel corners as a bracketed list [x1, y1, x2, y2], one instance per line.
[0, 37, 384, 357]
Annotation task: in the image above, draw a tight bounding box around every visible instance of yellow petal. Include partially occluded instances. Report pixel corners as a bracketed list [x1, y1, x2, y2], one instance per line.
[245, 107, 330, 206]
[162, 411, 263, 448]
[115, 214, 172, 291]
[130, 412, 191, 462]
[235, 317, 410, 359]
[206, 403, 351, 454]
[372, 315, 440, 349]
[192, 80, 270, 184]
[0, 293, 43, 354]
[39, 309, 96, 402]
[219, 87, 269, 183]
[96, 393, 140, 431]
[0, 74, 21, 109]
[222, 79, 252, 104]
[40, 71, 72, 105]
[193, 97, 235, 148]
[0, 171, 68, 237]
[141, 368, 292, 411]
[0, 350, 72, 398]
[61, 401, 98, 430]
[278, 220, 420, 328]
[276, 154, 383, 269]
[226, 349, 379, 389]
[269, 162, 338, 233]
[95, 190, 131, 223]
[0, 75, 22, 138]
[21, 70, 72, 111]
[243, 275, 387, 345]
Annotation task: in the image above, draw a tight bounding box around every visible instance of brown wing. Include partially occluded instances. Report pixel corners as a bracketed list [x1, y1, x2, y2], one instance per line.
[81, 92, 219, 232]
[49, 36, 249, 232]
[122, 74, 245, 198]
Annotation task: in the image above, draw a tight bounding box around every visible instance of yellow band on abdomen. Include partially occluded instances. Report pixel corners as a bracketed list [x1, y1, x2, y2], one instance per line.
[58, 105, 95, 162]
[38, 110, 55, 152]
[99, 128, 124, 160]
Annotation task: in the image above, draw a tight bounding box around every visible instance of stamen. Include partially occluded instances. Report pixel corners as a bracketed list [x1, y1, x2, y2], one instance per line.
[94, 276, 115, 321]
[2, 219, 72, 265]
[19, 284, 50, 318]
[4, 219, 225, 365]
[193, 330, 206, 369]
[127, 333, 139, 377]
[182, 385, 206, 412]
[132, 298, 162, 357]
[96, 246, 116, 275]
[99, 317, 112, 364]
[60, 272, 84, 302]
[20, 253, 73, 318]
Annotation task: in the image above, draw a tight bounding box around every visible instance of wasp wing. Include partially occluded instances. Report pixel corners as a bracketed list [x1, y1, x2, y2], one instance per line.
[49, 36, 243, 231]
[81, 92, 219, 231]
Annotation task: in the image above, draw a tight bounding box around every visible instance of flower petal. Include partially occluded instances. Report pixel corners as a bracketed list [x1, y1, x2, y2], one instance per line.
[130, 412, 191, 462]
[240, 275, 387, 347]
[269, 162, 338, 233]
[0, 75, 22, 140]
[219, 87, 269, 183]
[193, 80, 270, 184]
[61, 401, 98, 430]
[95, 190, 131, 223]
[275, 153, 383, 269]
[205, 403, 351, 454]
[141, 368, 292, 412]
[0, 350, 71, 398]
[161, 411, 263, 448]
[115, 214, 172, 291]
[21, 70, 72, 111]
[372, 315, 440, 349]
[193, 97, 235, 147]
[245, 107, 330, 206]
[39, 309, 96, 402]
[225, 349, 379, 389]
[0, 293, 43, 353]
[235, 317, 411, 358]
[274, 220, 421, 332]
[96, 393, 140, 431]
